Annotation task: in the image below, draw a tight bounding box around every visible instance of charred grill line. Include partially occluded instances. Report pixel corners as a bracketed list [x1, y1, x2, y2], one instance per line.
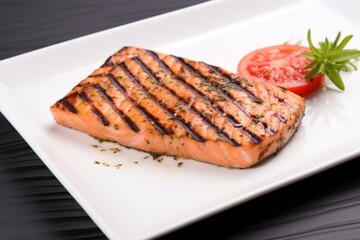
[147, 51, 211, 103]
[207, 63, 287, 131]
[132, 57, 240, 146]
[93, 84, 140, 132]
[262, 122, 277, 135]
[206, 64, 262, 104]
[161, 54, 266, 143]
[58, 98, 77, 113]
[274, 113, 287, 123]
[146, 50, 172, 75]
[143, 54, 240, 146]
[106, 74, 172, 135]
[175, 56, 277, 136]
[149, 50, 273, 144]
[77, 92, 110, 126]
[264, 86, 291, 123]
[118, 62, 207, 142]
[225, 115, 262, 144]
[274, 102, 289, 123]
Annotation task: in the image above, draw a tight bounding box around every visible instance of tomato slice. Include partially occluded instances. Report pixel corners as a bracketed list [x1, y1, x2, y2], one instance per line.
[237, 45, 324, 97]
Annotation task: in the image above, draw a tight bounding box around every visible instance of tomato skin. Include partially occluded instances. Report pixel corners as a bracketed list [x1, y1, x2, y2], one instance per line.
[237, 45, 324, 97]
[284, 73, 324, 97]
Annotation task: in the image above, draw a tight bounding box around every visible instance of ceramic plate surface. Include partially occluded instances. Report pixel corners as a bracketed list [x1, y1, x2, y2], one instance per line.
[1, 0, 360, 239]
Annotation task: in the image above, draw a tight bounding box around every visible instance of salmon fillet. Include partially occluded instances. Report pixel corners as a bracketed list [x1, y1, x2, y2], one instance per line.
[50, 46, 305, 168]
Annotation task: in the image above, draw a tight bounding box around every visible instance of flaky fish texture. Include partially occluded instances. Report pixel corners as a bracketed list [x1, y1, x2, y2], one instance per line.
[50, 46, 305, 168]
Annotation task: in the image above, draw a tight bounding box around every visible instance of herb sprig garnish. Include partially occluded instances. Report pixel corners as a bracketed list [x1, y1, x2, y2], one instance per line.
[303, 29, 360, 91]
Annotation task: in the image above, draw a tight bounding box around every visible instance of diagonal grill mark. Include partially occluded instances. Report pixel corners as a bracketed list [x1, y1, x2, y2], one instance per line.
[125, 63, 207, 143]
[225, 115, 261, 144]
[133, 57, 233, 144]
[146, 50, 210, 103]
[106, 73, 171, 135]
[274, 113, 287, 123]
[77, 92, 110, 126]
[156, 53, 262, 144]
[58, 98, 77, 113]
[125, 58, 206, 142]
[207, 63, 287, 131]
[144, 52, 241, 146]
[207, 64, 263, 104]
[210, 64, 288, 124]
[175, 56, 277, 136]
[118, 62, 176, 136]
[265, 86, 291, 123]
[93, 84, 140, 132]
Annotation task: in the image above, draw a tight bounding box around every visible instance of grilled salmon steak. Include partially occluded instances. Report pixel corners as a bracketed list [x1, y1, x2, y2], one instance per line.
[50, 46, 305, 168]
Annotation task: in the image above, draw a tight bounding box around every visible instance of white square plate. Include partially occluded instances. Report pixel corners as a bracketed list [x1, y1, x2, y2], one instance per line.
[1, 0, 360, 239]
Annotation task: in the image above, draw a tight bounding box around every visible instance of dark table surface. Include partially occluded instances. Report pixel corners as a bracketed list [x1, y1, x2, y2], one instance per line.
[1, 0, 360, 239]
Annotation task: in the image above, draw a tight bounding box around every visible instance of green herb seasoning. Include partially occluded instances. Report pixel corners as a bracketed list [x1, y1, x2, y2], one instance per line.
[304, 29, 360, 91]
[251, 119, 259, 125]
[94, 137, 105, 143]
[110, 147, 121, 154]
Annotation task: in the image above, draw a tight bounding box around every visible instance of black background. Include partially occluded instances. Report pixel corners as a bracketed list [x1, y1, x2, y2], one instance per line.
[1, 0, 360, 239]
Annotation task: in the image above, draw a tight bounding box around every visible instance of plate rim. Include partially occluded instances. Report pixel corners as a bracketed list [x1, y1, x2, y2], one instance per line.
[1, 0, 360, 239]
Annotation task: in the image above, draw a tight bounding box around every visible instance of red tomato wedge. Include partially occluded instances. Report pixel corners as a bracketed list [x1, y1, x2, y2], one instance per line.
[237, 45, 324, 97]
